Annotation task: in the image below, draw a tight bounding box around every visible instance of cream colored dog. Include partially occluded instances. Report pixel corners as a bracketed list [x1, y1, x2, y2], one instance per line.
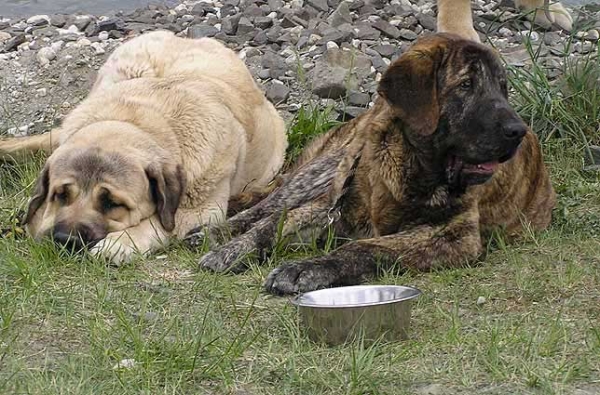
[0, 30, 287, 264]
[437, 0, 574, 42]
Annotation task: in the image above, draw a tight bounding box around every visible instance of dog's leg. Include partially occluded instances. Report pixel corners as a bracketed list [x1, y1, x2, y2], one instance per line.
[198, 196, 331, 273]
[0, 132, 57, 161]
[184, 150, 344, 249]
[437, 0, 480, 42]
[514, 0, 573, 31]
[265, 208, 482, 295]
[90, 214, 169, 265]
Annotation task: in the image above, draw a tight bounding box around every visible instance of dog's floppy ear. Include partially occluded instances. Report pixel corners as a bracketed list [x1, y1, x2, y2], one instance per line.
[378, 34, 453, 136]
[146, 163, 186, 232]
[24, 163, 50, 224]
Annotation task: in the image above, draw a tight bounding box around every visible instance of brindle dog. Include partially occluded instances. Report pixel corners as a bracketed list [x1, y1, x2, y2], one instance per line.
[184, 33, 556, 295]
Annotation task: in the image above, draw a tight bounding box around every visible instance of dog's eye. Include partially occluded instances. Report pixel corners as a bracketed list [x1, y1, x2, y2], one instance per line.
[101, 194, 126, 212]
[53, 189, 68, 204]
[460, 79, 472, 90]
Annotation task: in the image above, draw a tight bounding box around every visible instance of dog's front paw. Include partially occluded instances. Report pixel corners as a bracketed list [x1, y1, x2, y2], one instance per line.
[90, 237, 137, 266]
[264, 260, 337, 295]
[184, 225, 224, 250]
[199, 238, 254, 273]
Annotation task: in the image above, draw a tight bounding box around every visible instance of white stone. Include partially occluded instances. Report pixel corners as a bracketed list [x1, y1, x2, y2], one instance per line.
[12, 21, 28, 30]
[326, 41, 339, 50]
[37, 88, 47, 97]
[585, 29, 599, 41]
[476, 296, 487, 305]
[267, 12, 277, 19]
[498, 27, 513, 37]
[0, 32, 11, 43]
[36, 46, 56, 66]
[174, 4, 189, 12]
[91, 42, 105, 55]
[308, 34, 321, 45]
[26, 15, 50, 25]
[285, 54, 298, 66]
[112, 359, 137, 370]
[98, 31, 109, 41]
[76, 38, 92, 47]
[51, 41, 64, 52]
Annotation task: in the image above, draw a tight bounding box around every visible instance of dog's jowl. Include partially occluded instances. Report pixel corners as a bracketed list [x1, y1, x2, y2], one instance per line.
[185, 33, 556, 295]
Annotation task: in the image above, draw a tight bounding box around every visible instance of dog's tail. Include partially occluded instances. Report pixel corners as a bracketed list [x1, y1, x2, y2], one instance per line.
[0, 132, 56, 161]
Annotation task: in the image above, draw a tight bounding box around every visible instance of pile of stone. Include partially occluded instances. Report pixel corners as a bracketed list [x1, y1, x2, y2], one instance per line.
[0, 0, 598, 132]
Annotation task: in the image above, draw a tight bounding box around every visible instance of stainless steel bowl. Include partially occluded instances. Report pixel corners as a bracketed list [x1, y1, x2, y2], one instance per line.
[291, 285, 422, 346]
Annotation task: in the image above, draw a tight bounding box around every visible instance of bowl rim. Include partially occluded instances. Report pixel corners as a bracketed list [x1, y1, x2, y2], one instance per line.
[290, 284, 422, 309]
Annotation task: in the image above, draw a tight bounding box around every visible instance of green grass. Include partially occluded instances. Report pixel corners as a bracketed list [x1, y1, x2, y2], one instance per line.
[1, 41, 600, 395]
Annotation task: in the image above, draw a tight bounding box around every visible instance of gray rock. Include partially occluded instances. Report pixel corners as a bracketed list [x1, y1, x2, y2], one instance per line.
[191, 3, 207, 16]
[347, 90, 370, 106]
[252, 30, 269, 45]
[502, 47, 531, 67]
[220, 4, 238, 17]
[222, 14, 242, 35]
[261, 52, 288, 79]
[372, 44, 395, 57]
[319, 28, 352, 45]
[574, 41, 595, 54]
[243, 4, 265, 18]
[348, 0, 365, 11]
[398, 28, 418, 40]
[187, 25, 219, 38]
[328, 1, 352, 28]
[2, 33, 26, 52]
[268, 0, 284, 10]
[266, 81, 290, 103]
[311, 67, 349, 98]
[339, 106, 366, 120]
[74, 15, 92, 31]
[369, 52, 387, 71]
[372, 19, 401, 39]
[355, 25, 381, 40]
[310, 48, 372, 99]
[237, 17, 255, 36]
[585, 29, 599, 42]
[254, 16, 273, 29]
[33, 26, 57, 38]
[417, 13, 436, 31]
[543, 31, 562, 46]
[307, 0, 329, 12]
[50, 14, 67, 28]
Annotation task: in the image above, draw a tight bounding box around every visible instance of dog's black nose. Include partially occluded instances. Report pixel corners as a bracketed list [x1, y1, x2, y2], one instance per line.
[52, 230, 85, 251]
[51, 223, 99, 252]
[502, 120, 527, 140]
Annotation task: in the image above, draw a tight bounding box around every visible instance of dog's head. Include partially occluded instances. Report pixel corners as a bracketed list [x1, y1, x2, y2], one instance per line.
[24, 125, 185, 252]
[378, 33, 527, 187]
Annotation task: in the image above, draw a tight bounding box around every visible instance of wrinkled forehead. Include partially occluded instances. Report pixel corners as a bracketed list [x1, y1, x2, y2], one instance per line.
[444, 41, 506, 81]
[51, 148, 140, 187]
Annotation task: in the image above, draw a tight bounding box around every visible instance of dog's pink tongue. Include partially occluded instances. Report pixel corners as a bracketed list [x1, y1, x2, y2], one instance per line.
[478, 161, 499, 171]
[464, 161, 500, 173]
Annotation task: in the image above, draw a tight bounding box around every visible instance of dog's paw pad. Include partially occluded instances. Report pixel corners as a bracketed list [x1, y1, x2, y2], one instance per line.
[264, 261, 329, 295]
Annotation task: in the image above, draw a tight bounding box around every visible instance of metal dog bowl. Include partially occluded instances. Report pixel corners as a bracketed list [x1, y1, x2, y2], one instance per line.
[291, 285, 422, 346]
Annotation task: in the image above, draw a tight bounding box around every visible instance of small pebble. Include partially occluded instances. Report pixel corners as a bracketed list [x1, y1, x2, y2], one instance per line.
[476, 296, 487, 305]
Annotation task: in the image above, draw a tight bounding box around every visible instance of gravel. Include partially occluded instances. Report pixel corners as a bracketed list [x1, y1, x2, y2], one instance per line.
[0, 0, 597, 133]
